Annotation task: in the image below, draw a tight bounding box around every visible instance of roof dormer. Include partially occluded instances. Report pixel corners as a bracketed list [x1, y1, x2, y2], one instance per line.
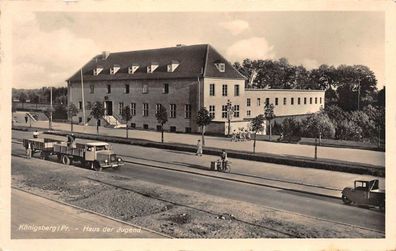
[93, 66, 103, 76]
[110, 64, 120, 75]
[147, 62, 159, 73]
[167, 60, 180, 72]
[128, 64, 139, 74]
[214, 62, 225, 73]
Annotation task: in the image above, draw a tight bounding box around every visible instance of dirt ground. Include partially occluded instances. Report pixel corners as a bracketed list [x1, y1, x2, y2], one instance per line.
[11, 156, 384, 238]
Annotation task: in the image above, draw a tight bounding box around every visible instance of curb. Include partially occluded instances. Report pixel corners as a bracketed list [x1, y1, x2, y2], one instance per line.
[13, 126, 385, 177]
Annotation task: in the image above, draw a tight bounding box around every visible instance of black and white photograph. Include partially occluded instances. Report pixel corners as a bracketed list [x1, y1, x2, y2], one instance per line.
[1, 0, 395, 250]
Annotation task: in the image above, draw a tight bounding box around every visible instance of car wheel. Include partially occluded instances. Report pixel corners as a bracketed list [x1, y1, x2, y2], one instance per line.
[62, 155, 71, 165]
[342, 195, 352, 205]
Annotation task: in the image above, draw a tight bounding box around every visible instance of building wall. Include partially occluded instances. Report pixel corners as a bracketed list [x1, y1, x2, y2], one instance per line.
[202, 78, 246, 122]
[68, 78, 200, 132]
[244, 89, 325, 119]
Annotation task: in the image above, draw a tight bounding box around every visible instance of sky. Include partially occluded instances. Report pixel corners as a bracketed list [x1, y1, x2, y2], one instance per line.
[12, 11, 385, 89]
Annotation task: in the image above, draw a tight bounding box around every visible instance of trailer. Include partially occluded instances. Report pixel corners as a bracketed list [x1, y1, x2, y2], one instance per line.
[23, 138, 61, 159]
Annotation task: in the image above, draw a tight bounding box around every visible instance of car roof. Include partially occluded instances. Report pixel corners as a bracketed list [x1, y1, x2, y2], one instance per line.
[85, 142, 109, 146]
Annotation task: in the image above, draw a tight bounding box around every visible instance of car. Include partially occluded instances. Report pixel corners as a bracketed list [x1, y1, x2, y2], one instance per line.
[341, 179, 385, 211]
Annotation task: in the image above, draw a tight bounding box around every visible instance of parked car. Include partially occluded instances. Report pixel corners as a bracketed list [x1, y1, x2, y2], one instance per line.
[341, 179, 385, 211]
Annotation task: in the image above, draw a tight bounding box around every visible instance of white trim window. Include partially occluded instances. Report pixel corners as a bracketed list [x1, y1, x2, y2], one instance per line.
[170, 104, 176, 118]
[130, 103, 136, 116]
[210, 84, 215, 96]
[222, 105, 228, 118]
[185, 104, 192, 119]
[209, 105, 215, 119]
[143, 103, 149, 117]
[233, 105, 240, 118]
[222, 84, 228, 96]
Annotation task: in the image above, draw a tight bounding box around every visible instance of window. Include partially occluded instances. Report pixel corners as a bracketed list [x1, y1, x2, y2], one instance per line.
[310, 97, 313, 104]
[283, 98, 287, 105]
[233, 105, 240, 118]
[222, 84, 228, 96]
[265, 98, 270, 105]
[143, 124, 148, 129]
[291, 98, 294, 105]
[185, 127, 191, 133]
[79, 101, 82, 110]
[170, 126, 176, 132]
[131, 103, 136, 116]
[234, 85, 240, 96]
[93, 66, 103, 76]
[222, 105, 228, 118]
[247, 110, 251, 117]
[130, 123, 136, 128]
[170, 104, 176, 118]
[110, 65, 120, 75]
[156, 104, 161, 115]
[163, 83, 169, 94]
[90, 84, 94, 94]
[128, 65, 139, 74]
[142, 84, 148, 94]
[107, 84, 111, 94]
[320, 97, 322, 104]
[275, 98, 279, 106]
[209, 105, 215, 119]
[79, 117, 82, 123]
[215, 63, 225, 72]
[185, 104, 191, 119]
[143, 103, 149, 117]
[87, 101, 92, 110]
[257, 98, 261, 106]
[156, 125, 162, 131]
[247, 98, 251, 107]
[298, 97, 301, 105]
[119, 102, 124, 114]
[210, 84, 215, 96]
[304, 97, 307, 104]
[315, 97, 318, 104]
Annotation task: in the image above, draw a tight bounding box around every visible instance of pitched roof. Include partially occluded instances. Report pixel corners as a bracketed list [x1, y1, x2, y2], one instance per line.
[67, 44, 246, 82]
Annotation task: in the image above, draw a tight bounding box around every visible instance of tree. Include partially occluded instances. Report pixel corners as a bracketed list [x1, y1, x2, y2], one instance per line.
[19, 92, 27, 109]
[90, 101, 105, 134]
[121, 105, 133, 139]
[377, 86, 385, 107]
[250, 114, 265, 153]
[31, 93, 40, 109]
[302, 112, 335, 140]
[44, 106, 55, 129]
[155, 104, 168, 143]
[196, 107, 212, 146]
[264, 103, 276, 141]
[68, 103, 78, 132]
[281, 117, 302, 142]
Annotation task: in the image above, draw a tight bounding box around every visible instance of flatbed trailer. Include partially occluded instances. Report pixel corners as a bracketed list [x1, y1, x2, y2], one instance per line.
[23, 138, 62, 159]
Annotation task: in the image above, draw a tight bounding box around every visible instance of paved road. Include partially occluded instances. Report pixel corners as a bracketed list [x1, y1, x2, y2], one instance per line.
[13, 119, 385, 167]
[11, 139, 385, 234]
[11, 188, 165, 239]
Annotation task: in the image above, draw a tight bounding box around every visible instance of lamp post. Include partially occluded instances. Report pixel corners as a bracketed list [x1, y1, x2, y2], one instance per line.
[226, 99, 234, 137]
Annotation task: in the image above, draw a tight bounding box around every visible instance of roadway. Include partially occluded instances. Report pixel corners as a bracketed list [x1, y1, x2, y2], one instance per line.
[11, 130, 385, 234]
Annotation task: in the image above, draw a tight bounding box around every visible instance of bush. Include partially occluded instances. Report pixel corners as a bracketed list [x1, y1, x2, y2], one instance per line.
[301, 112, 335, 139]
[281, 117, 302, 142]
[337, 119, 363, 141]
[349, 110, 376, 140]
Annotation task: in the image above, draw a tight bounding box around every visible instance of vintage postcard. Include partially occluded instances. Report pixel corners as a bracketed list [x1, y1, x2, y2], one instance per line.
[1, 0, 395, 250]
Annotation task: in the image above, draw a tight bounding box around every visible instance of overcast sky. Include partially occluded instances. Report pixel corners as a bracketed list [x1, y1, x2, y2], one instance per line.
[12, 11, 384, 89]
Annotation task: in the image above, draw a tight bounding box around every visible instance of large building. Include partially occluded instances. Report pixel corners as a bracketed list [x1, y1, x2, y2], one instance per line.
[67, 44, 325, 134]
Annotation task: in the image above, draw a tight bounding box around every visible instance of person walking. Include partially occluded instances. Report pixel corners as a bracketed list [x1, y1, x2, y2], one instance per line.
[33, 130, 39, 138]
[26, 142, 32, 159]
[220, 149, 228, 171]
[25, 114, 28, 124]
[196, 139, 203, 156]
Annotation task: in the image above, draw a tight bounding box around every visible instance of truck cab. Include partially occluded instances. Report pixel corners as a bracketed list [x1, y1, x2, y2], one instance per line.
[341, 179, 385, 211]
[82, 142, 124, 171]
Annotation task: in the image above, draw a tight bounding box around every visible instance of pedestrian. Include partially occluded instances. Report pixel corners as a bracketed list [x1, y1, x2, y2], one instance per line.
[26, 142, 32, 159]
[220, 149, 228, 171]
[33, 130, 39, 138]
[231, 130, 237, 142]
[196, 139, 203, 156]
[25, 114, 28, 124]
[246, 130, 251, 141]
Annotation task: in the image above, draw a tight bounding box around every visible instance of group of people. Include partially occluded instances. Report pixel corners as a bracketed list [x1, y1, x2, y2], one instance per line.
[196, 139, 229, 171]
[231, 129, 251, 142]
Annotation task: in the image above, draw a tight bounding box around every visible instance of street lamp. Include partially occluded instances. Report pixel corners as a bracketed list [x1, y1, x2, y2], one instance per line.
[226, 99, 234, 137]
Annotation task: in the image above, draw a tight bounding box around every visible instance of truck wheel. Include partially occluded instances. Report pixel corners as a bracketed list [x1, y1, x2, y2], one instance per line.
[91, 162, 102, 171]
[341, 195, 351, 205]
[62, 155, 71, 165]
[57, 154, 62, 162]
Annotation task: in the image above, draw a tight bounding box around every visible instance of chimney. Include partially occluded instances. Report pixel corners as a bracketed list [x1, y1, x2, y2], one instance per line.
[102, 51, 110, 60]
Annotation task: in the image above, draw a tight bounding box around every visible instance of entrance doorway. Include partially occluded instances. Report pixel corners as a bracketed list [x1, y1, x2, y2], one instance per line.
[104, 101, 113, 115]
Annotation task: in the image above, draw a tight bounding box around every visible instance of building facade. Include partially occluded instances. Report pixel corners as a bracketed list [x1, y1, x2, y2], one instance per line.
[67, 44, 325, 134]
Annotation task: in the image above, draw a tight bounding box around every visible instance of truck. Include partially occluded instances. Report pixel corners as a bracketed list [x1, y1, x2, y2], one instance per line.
[23, 137, 124, 171]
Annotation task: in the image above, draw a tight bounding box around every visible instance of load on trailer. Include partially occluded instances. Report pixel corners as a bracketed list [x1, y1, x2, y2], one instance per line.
[23, 135, 124, 171]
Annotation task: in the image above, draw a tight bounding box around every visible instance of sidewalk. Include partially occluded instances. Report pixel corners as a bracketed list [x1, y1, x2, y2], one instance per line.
[16, 120, 385, 168]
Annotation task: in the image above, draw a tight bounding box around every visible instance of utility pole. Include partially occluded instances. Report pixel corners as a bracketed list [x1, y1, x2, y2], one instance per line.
[357, 78, 361, 111]
[81, 68, 86, 125]
[49, 86, 53, 129]
[226, 99, 233, 137]
[314, 137, 318, 160]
